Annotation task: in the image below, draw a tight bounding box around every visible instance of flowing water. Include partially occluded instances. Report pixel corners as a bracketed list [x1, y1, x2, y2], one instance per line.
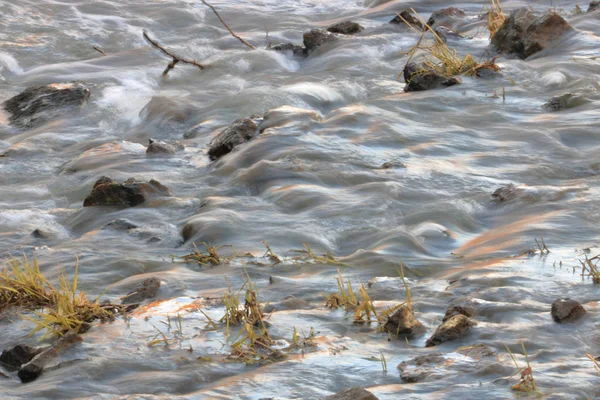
[1, 0, 600, 398]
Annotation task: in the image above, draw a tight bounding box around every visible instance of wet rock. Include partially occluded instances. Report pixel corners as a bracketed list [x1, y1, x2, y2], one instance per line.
[403, 62, 427, 82]
[390, 10, 423, 29]
[323, 387, 379, 400]
[491, 183, 519, 202]
[380, 161, 406, 169]
[207, 117, 260, 160]
[102, 219, 138, 231]
[398, 344, 496, 383]
[121, 277, 161, 305]
[0, 345, 43, 371]
[404, 73, 460, 92]
[263, 296, 310, 313]
[435, 26, 464, 42]
[426, 7, 466, 28]
[31, 229, 50, 239]
[383, 306, 426, 336]
[270, 43, 306, 57]
[551, 298, 586, 323]
[443, 305, 476, 323]
[425, 314, 476, 347]
[18, 364, 43, 383]
[303, 29, 337, 54]
[327, 21, 364, 35]
[83, 177, 172, 207]
[589, 1, 600, 12]
[3, 83, 90, 128]
[542, 93, 579, 111]
[146, 139, 184, 155]
[491, 8, 573, 59]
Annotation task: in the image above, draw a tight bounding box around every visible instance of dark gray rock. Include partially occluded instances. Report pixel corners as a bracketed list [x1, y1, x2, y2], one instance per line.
[323, 387, 379, 400]
[492, 183, 519, 202]
[542, 93, 579, 111]
[425, 314, 476, 347]
[303, 29, 337, 54]
[551, 298, 586, 323]
[83, 177, 172, 207]
[589, 1, 600, 12]
[102, 219, 138, 231]
[390, 10, 423, 29]
[491, 8, 573, 59]
[0, 345, 43, 371]
[383, 306, 426, 336]
[4, 83, 90, 128]
[434, 26, 464, 42]
[404, 73, 461, 92]
[327, 21, 364, 35]
[121, 277, 161, 305]
[31, 229, 50, 239]
[426, 7, 466, 28]
[208, 117, 260, 160]
[380, 161, 406, 169]
[443, 305, 476, 323]
[146, 139, 184, 155]
[270, 43, 306, 57]
[18, 363, 43, 383]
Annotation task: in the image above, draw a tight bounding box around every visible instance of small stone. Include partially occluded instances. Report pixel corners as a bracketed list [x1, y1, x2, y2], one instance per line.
[121, 277, 161, 305]
[18, 363, 43, 383]
[491, 183, 519, 202]
[542, 93, 578, 111]
[83, 177, 172, 207]
[31, 229, 50, 239]
[425, 314, 476, 347]
[390, 10, 423, 29]
[434, 26, 464, 42]
[551, 298, 586, 323]
[383, 306, 426, 336]
[404, 73, 461, 92]
[327, 21, 364, 35]
[380, 161, 406, 169]
[0, 345, 42, 371]
[398, 353, 445, 382]
[3, 83, 90, 128]
[589, 1, 600, 12]
[270, 43, 306, 57]
[146, 139, 184, 155]
[102, 219, 138, 231]
[443, 305, 476, 323]
[207, 117, 260, 160]
[303, 29, 337, 54]
[426, 7, 466, 28]
[457, 343, 496, 359]
[323, 387, 379, 400]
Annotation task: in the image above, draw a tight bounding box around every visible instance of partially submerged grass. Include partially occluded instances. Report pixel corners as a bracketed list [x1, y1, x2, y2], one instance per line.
[580, 254, 600, 284]
[505, 343, 538, 393]
[487, 0, 506, 38]
[291, 244, 347, 267]
[586, 353, 600, 376]
[0, 257, 123, 339]
[178, 242, 228, 266]
[398, 9, 500, 80]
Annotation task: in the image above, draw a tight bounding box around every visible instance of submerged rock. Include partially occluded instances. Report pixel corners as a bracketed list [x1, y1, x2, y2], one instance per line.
[83, 177, 172, 207]
[443, 304, 476, 323]
[102, 218, 138, 231]
[390, 10, 423, 29]
[270, 43, 306, 57]
[425, 314, 476, 347]
[31, 229, 51, 239]
[327, 21, 364, 35]
[398, 344, 496, 383]
[491, 183, 519, 202]
[426, 7, 466, 28]
[146, 139, 184, 155]
[3, 83, 90, 128]
[0, 345, 43, 371]
[303, 29, 337, 54]
[542, 93, 580, 111]
[208, 117, 260, 160]
[491, 8, 573, 59]
[121, 277, 161, 305]
[323, 387, 379, 400]
[405, 73, 460, 92]
[435, 26, 464, 42]
[589, 1, 600, 12]
[383, 306, 426, 336]
[551, 298, 586, 323]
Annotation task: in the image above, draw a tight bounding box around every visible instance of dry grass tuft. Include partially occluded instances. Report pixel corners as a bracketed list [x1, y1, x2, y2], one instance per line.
[505, 342, 538, 393]
[580, 254, 600, 284]
[0, 257, 123, 339]
[487, 0, 506, 38]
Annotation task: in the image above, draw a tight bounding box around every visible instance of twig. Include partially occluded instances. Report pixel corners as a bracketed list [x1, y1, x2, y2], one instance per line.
[200, 0, 256, 50]
[142, 31, 204, 76]
[92, 46, 106, 56]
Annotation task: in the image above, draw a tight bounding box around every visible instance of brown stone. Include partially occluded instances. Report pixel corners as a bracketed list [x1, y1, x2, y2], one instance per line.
[207, 117, 260, 160]
[425, 314, 476, 347]
[551, 298, 586, 323]
[83, 177, 172, 207]
[383, 306, 426, 336]
[323, 387, 379, 400]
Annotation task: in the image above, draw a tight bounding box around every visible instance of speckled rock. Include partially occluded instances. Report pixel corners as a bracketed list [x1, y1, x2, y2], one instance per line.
[425, 314, 476, 347]
[207, 117, 260, 160]
[83, 177, 172, 207]
[384, 306, 426, 336]
[551, 298, 586, 323]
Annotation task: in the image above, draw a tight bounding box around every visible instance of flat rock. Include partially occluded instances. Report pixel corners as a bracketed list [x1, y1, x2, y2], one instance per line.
[435, 26, 464, 42]
[270, 43, 306, 57]
[491, 8, 573, 59]
[102, 218, 138, 231]
[121, 277, 161, 305]
[322, 387, 379, 400]
[404, 72, 460, 92]
[303, 29, 337, 54]
[390, 10, 423, 29]
[551, 298, 586, 323]
[383, 306, 426, 336]
[207, 117, 260, 160]
[327, 21, 364, 35]
[146, 139, 184, 155]
[542, 93, 583, 111]
[0, 345, 43, 371]
[491, 183, 520, 202]
[4, 83, 90, 128]
[426, 7, 466, 28]
[83, 177, 172, 207]
[425, 314, 476, 347]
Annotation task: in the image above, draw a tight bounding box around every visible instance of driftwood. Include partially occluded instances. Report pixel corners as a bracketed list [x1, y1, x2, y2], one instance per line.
[92, 46, 106, 56]
[200, 0, 256, 50]
[143, 31, 205, 76]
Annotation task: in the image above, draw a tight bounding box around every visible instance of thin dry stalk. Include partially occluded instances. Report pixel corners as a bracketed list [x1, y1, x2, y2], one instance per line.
[200, 0, 256, 50]
[487, 0, 506, 38]
[505, 343, 538, 392]
[142, 31, 205, 76]
[586, 353, 600, 375]
[92, 46, 106, 56]
[580, 254, 600, 283]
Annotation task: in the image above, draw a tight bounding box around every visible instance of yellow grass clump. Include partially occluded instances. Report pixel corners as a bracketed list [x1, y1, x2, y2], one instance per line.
[487, 0, 506, 38]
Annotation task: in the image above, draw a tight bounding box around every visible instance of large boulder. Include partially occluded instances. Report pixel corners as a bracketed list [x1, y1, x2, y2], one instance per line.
[383, 306, 426, 336]
[390, 10, 423, 29]
[425, 314, 476, 347]
[83, 177, 172, 207]
[551, 298, 586, 323]
[270, 43, 306, 57]
[208, 117, 260, 160]
[491, 8, 573, 59]
[3, 83, 90, 128]
[303, 29, 337, 54]
[0, 345, 43, 371]
[323, 387, 379, 400]
[327, 21, 364, 35]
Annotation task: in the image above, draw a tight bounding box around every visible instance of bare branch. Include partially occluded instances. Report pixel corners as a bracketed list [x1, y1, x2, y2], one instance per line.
[200, 0, 256, 50]
[92, 46, 106, 56]
[142, 31, 204, 76]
